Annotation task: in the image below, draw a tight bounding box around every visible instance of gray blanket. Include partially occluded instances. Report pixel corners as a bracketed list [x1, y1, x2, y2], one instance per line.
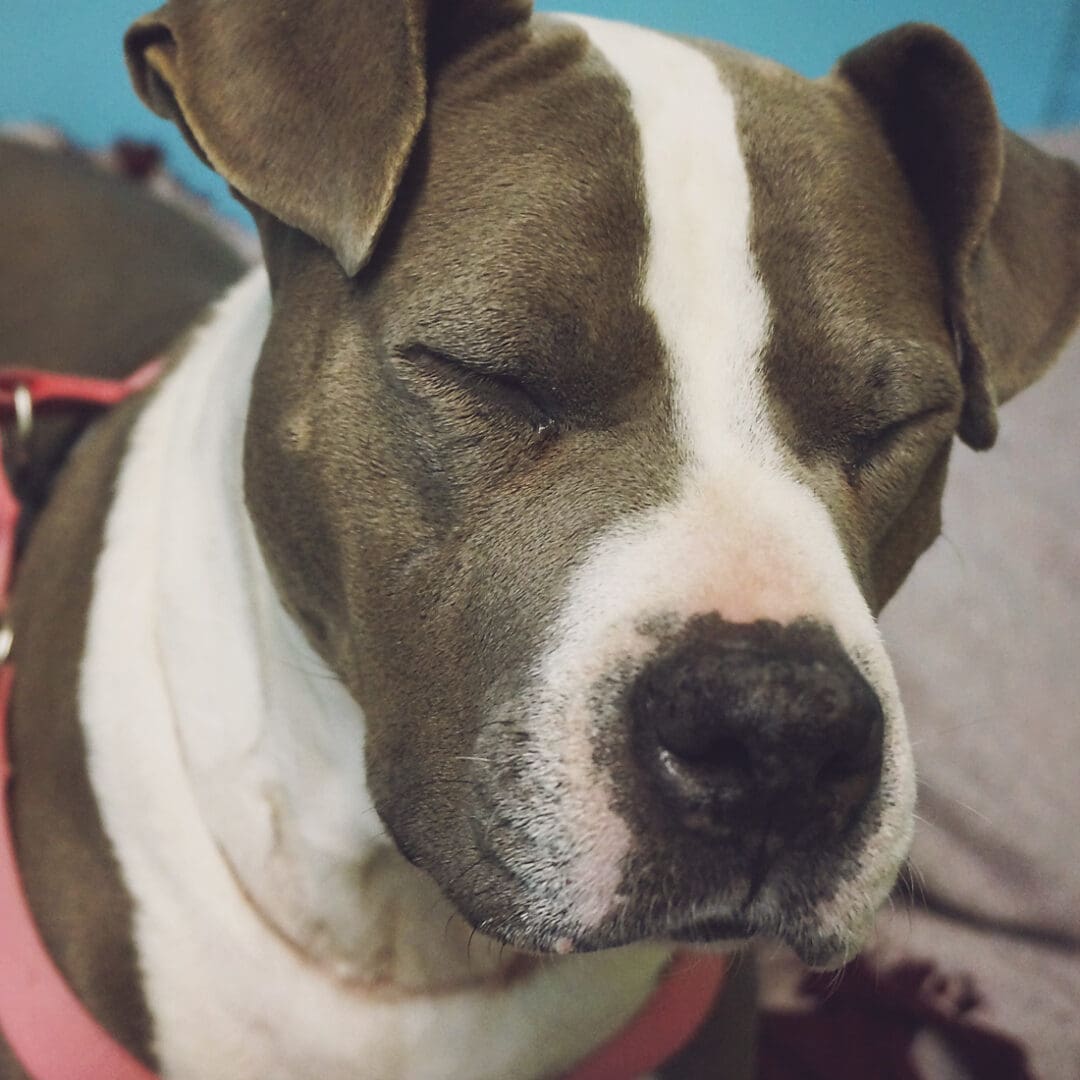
[760, 129, 1080, 1080]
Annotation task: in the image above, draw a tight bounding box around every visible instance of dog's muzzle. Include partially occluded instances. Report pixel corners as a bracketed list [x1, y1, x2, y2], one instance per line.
[467, 612, 902, 965]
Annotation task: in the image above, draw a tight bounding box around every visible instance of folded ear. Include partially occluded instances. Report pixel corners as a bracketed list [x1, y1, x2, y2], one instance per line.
[125, 0, 531, 276]
[837, 24, 1080, 449]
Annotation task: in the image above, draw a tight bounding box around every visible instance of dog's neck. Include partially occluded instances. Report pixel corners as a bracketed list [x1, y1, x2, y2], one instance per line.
[77, 268, 671, 1078]
[148, 268, 508, 990]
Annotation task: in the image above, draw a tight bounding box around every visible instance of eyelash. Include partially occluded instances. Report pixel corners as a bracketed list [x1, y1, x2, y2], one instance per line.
[397, 347, 558, 439]
[844, 405, 947, 480]
[847, 418, 910, 473]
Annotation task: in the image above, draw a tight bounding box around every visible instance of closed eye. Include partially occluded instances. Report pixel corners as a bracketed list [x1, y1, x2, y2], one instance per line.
[845, 403, 952, 480]
[397, 345, 558, 437]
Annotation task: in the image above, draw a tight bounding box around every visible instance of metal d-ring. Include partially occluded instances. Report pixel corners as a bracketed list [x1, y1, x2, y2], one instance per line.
[12, 384, 33, 448]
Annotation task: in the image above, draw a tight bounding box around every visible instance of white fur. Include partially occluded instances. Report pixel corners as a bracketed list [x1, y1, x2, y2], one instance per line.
[520, 16, 916, 954]
[78, 269, 671, 1079]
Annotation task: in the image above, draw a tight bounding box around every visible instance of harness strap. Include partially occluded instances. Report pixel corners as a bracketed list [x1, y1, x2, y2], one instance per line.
[0, 364, 162, 1080]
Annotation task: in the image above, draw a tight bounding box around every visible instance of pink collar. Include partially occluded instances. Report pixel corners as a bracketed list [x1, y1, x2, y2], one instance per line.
[0, 365, 727, 1080]
[563, 950, 729, 1079]
[0, 666, 158, 1080]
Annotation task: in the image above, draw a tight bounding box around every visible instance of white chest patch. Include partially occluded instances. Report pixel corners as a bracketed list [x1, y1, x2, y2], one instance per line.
[76, 269, 670, 1079]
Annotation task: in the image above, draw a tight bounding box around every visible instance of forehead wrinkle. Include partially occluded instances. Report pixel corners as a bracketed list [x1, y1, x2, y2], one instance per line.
[372, 16, 678, 431]
[562, 15, 778, 476]
[859, 341, 962, 408]
[713, 60, 953, 460]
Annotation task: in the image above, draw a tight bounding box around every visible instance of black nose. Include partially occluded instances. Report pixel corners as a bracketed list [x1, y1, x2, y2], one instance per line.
[630, 617, 883, 847]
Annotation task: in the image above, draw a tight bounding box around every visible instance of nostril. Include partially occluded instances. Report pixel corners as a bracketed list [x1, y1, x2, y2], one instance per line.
[815, 721, 882, 828]
[659, 730, 754, 779]
[817, 748, 863, 785]
[655, 733, 756, 823]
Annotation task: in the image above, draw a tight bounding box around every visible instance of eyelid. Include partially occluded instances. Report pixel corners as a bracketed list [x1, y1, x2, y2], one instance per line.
[847, 402, 952, 475]
[399, 344, 510, 379]
[396, 345, 557, 434]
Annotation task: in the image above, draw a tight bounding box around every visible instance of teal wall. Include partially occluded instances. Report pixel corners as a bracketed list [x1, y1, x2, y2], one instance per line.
[3, 1, 1077, 223]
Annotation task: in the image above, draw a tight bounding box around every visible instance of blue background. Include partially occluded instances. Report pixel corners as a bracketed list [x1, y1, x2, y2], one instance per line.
[4, 1, 1079, 224]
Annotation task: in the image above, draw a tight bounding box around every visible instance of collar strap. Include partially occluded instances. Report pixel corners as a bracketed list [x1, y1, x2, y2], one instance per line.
[564, 950, 729, 1079]
[0, 363, 727, 1080]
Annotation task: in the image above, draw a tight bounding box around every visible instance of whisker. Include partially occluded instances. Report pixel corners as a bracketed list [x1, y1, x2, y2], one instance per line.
[271, 650, 344, 683]
[910, 716, 994, 748]
[937, 530, 969, 573]
[898, 859, 928, 911]
[917, 779, 995, 826]
[432, 856, 489, 910]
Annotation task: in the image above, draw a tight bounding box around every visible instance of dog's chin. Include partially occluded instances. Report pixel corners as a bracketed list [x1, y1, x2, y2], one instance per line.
[663, 906, 873, 970]
[449, 889, 870, 972]
[668, 918, 860, 971]
[386, 816, 886, 972]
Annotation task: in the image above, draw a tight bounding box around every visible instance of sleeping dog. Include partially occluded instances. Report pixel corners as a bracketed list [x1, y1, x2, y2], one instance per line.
[2, 2, 1078, 1077]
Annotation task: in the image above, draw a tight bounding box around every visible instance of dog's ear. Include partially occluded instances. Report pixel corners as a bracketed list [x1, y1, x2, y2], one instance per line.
[125, 0, 532, 276]
[837, 24, 1080, 449]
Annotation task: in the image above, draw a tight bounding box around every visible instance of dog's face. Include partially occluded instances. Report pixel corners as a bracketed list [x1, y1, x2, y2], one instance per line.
[127, 2, 1080, 967]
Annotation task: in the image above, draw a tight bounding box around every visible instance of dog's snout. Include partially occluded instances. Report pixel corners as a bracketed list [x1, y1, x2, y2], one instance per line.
[631, 617, 883, 846]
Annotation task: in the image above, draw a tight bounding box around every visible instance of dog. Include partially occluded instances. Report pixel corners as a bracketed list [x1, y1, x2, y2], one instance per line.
[2, 2, 1078, 1077]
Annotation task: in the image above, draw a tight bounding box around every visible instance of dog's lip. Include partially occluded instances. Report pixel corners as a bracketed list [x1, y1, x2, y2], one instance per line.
[443, 844, 849, 963]
[442, 802, 868, 966]
[664, 913, 755, 944]
[663, 910, 852, 969]
[443, 883, 855, 970]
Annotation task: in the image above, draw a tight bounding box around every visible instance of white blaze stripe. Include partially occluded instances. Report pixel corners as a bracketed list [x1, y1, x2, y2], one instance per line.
[565, 14, 777, 470]
[541, 16, 915, 950]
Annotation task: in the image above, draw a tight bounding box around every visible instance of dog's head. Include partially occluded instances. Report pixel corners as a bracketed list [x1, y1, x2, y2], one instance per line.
[127, 2, 1080, 967]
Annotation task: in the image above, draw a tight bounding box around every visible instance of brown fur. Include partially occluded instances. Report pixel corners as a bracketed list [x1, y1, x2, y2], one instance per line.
[707, 43, 962, 611]
[240, 21, 685, 932]
[838, 24, 1080, 451]
[3, 404, 157, 1079]
[126, 1, 532, 274]
[709, 26, 1080, 608]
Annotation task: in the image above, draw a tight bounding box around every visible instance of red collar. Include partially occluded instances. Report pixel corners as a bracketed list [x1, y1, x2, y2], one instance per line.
[0, 365, 727, 1080]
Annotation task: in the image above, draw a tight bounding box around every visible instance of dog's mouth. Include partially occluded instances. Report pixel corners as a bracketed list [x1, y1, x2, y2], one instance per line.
[430, 821, 884, 971]
[377, 606, 913, 975]
[437, 723, 900, 970]
[662, 906, 862, 970]
[447, 884, 863, 970]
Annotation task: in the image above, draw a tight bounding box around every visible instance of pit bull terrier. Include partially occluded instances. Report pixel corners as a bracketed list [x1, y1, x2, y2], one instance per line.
[2, 2, 1078, 1078]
